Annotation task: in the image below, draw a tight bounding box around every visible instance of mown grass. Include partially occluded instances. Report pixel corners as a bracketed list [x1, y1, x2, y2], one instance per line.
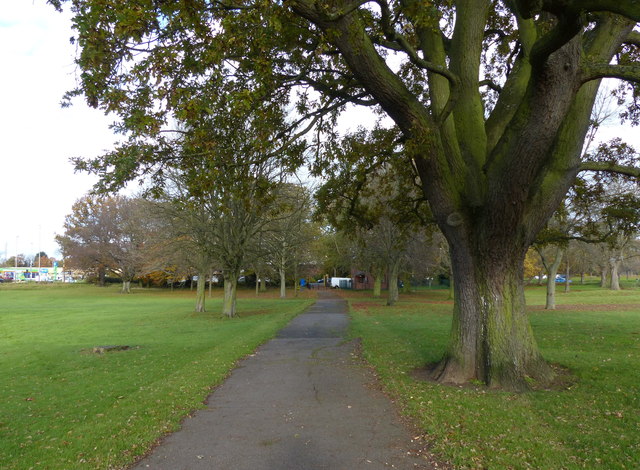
[344, 283, 640, 469]
[0, 283, 313, 470]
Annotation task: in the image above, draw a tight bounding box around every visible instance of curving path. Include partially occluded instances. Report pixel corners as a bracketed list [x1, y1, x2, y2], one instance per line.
[132, 291, 438, 470]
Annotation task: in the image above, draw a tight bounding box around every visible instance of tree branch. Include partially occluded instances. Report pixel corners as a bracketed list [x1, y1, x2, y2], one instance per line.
[580, 161, 640, 177]
[624, 31, 640, 48]
[581, 62, 640, 83]
[479, 79, 503, 93]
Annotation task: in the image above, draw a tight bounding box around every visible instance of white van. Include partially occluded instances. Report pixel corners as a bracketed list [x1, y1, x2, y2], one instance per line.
[330, 277, 352, 289]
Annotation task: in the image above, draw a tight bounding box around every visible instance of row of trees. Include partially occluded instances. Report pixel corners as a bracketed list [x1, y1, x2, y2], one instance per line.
[0, 252, 58, 269]
[56, 181, 317, 316]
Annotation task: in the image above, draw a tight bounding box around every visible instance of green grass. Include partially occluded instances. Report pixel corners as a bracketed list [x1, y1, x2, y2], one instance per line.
[344, 286, 640, 469]
[0, 283, 313, 469]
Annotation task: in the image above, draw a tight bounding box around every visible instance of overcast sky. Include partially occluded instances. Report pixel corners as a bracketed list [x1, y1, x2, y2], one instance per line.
[1, 1, 638, 262]
[1, 1, 117, 259]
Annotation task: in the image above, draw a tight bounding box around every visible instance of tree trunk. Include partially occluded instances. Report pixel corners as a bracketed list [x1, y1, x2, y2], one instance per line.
[255, 271, 261, 296]
[372, 267, 383, 298]
[121, 280, 131, 294]
[279, 266, 286, 299]
[386, 259, 400, 306]
[98, 267, 106, 287]
[545, 248, 564, 310]
[600, 267, 608, 288]
[260, 276, 267, 293]
[294, 264, 299, 298]
[431, 246, 554, 391]
[564, 262, 570, 293]
[223, 273, 238, 318]
[610, 258, 621, 291]
[209, 270, 213, 298]
[195, 271, 206, 312]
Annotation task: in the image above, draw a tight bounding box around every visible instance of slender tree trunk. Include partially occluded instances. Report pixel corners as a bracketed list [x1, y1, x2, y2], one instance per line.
[294, 263, 299, 298]
[223, 273, 238, 318]
[610, 258, 621, 291]
[372, 266, 383, 298]
[279, 265, 286, 299]
[195, 270, 206, 312]
[564, 262, 570, 293]
[431, 245, 553, 391]
[98, 267, 106, 287]
[537, 268, 544, 286]
[121, 280, 131, 294]
[580, 272, 585, 284]
[260, 276, 267, 293]
[545, 248, 564, 310]
[209, 270, 213, 298]
[386, 259, 400, 306]
[255, 270, 260, 296]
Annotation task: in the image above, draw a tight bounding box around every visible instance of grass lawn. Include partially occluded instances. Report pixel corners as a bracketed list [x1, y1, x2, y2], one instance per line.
[0, 283, 313, 470]
[344, 282, 640, 469]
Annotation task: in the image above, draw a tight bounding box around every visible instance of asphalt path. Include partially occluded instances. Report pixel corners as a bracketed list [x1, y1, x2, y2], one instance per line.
[132, 291, 438, 470]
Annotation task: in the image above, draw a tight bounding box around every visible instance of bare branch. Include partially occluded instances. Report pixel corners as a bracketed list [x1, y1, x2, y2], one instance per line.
[580, 161, 640, 177]
[479, 79, 503, 93]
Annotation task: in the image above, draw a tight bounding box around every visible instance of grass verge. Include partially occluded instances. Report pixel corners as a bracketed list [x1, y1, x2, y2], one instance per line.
[344, 286, 640, 469]
[0, 283, 313, 469]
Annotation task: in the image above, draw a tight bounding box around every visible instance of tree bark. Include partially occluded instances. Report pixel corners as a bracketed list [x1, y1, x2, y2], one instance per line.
[386, 259, 400, 306]
[431, 246, 553, 391]
[98, 267, 106, 287]
[372, 266, 383, 298]
[279, 266, 286, 299]
[543, 247, 564, 310]
[223, 273, 238, 318]
[195, 270, 206, 312]
[294, 264, 299, 298]
[260, 276, 267, 293]
[600, 266, 608, 288]
[121, 280, 131, 294]
[255, 270, 261, 296]
[610, 258, 621, 290]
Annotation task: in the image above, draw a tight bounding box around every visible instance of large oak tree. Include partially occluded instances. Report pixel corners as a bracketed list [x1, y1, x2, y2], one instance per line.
[51, 0, 640, 389]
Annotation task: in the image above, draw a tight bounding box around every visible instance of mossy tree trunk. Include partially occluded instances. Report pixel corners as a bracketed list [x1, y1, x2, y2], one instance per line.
[431, 242, 554, 391]
[386, 259, 400, 306]
[372, 266, 383, 298]
[223, 272, 238, 318]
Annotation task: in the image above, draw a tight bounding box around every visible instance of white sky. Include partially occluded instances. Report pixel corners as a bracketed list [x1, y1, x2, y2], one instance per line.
[1, 1, 115, 260]
[1, 2, 638, 261]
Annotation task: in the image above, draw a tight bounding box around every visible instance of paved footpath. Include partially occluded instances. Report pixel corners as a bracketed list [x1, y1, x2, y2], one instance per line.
[133, 291, 438, 470]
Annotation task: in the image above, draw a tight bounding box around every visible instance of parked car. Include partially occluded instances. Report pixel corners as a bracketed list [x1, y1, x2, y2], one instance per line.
[555, 275, 572, 283]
